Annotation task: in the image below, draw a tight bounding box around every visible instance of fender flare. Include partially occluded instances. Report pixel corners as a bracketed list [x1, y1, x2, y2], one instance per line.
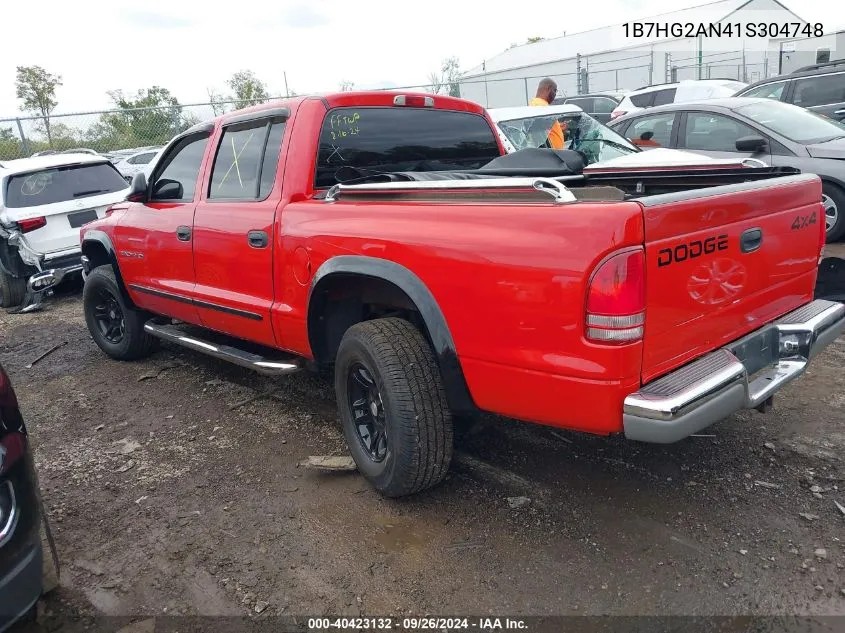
[80, 229, 136, 309]
[308, 255, 476, 413]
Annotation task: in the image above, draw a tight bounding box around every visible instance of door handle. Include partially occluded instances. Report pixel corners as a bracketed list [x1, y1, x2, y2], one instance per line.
[248, 230, 269, 248]
[176, 226, 191, 242]
[740, 227, 763, 253]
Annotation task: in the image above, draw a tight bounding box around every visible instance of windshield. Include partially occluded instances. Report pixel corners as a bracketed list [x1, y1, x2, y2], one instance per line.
[496, 112, 639, 164]
[735, 100, 845, 144]
[4, 163, 128, 208]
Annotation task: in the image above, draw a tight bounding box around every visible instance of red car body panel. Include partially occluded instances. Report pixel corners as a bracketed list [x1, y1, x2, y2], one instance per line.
[81, 92, 825, 437]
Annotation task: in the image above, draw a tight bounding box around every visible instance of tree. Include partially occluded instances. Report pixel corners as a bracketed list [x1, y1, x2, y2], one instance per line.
[208, 88, 228, 116]
[339, 80, 355, 92]
[526, 36, 544, 44]
[427, 57, 461, 97]
[97, 86, 185, 148]
[15, 65, 62, 147]
[227, 70, 269, 109]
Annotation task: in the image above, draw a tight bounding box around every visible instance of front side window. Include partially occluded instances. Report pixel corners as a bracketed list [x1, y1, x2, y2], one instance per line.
[626, 113, 676, 147]
[683, 112, 758, 152]
[151, 134, 209, 202]
[564, 98, 593, 111]
[4, 163, 128, 209]
[314, 107, 500, 188]
[740, 81, 787, 100]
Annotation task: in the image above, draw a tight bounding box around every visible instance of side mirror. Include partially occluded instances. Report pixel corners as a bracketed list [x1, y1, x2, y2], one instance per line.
[127, 172, 148, 202]
[151, 178, 183, 201]
[736, 135, 768, 153]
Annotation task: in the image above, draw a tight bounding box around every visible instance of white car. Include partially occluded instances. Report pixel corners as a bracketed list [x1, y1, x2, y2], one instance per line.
[487, 104, 767, 172]
[0, 153, 130, 311]
[112, 147, 163, 181]
[610, 79, 748, 121]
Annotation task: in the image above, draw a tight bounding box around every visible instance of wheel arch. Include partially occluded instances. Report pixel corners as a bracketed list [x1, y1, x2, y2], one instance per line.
[80, 230, 136, 309]
[307, 255, 476, 413]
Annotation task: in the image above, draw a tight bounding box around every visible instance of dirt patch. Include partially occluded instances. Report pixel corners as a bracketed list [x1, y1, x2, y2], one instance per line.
[3, 288, 845, 630]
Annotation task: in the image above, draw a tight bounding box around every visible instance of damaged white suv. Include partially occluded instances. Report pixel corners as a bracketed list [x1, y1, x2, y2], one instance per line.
[0, 154, 129, 312]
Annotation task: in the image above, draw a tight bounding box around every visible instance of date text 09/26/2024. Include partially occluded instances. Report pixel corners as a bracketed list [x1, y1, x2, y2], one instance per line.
[308, 617, 528, 631]
[623, 22, 824, 38]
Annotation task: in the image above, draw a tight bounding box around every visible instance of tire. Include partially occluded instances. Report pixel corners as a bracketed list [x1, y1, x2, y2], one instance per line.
[83, 265, 158, 360]
[823, 182, 845, 243]
[0, 269, 26, 308]
[334, 318, 453, 498]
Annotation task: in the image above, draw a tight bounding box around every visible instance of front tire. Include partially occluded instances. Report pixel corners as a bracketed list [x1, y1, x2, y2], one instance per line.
[0, 269, 26, 308]
[823, 182, 845, 243]
[83, 265, 158, 360]
[334, 318, 453, 498]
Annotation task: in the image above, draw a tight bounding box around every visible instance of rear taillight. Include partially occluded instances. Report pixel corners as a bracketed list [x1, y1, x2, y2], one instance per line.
[17, 216, 46, 233]
[586, 247, 645, 344]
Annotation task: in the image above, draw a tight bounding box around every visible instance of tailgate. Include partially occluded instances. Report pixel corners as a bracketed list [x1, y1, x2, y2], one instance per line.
[640, 173, 824, 383]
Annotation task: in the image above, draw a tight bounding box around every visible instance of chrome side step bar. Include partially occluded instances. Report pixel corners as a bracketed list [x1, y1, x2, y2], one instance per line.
[143, 322, 301, 376]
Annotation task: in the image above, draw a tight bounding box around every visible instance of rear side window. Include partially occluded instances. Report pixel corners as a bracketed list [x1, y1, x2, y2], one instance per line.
[209, 119, 286, 200]
[630, 92, 656, 108]
[652, 88, 677, 106]
[792, 74, 845, 108]
[314, 107, 501, 188]
[4, 163, 128, 209]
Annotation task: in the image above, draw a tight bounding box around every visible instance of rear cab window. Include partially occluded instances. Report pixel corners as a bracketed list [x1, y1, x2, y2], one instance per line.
[314, 107, 501, 189]
[3, 162, 128, 209]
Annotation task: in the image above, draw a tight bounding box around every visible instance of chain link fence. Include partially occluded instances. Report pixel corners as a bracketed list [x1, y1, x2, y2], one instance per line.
[0, 51, 772, 162]
[0, 98, 279, 161]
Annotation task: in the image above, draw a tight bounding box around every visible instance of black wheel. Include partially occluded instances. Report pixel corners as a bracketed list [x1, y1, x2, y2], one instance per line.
[334, 318, 453, 498]
[823, 182, 845, 243]
[0, 269, 26, 308]
[83, 265, 158, 360]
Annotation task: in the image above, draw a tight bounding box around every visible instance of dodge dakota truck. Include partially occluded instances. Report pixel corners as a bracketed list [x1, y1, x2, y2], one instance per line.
[79, 91, 845, 498]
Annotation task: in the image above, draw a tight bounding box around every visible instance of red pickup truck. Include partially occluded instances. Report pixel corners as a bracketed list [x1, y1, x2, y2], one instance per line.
[79, 91, 845, 498]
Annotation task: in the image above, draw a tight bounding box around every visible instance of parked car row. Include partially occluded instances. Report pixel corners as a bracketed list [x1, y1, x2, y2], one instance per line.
[608, 99, 845, 240]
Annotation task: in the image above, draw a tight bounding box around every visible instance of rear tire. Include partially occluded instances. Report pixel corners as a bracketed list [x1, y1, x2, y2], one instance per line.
[823, 182, 845, 243]
[83, 265, 158, 360]
[0, 269, 26, 308]
[334, 318, 453, 498]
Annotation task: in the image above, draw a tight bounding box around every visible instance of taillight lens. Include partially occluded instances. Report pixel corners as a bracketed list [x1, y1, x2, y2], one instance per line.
[18, 217, 46, 233]
[586, 248, 645, 344]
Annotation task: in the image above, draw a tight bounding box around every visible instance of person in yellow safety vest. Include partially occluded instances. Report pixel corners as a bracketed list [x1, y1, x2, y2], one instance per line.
[528, 77, 565, 150]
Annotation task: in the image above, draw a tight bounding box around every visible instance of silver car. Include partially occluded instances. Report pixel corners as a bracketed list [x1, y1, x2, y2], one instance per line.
[608, 97, 845, 241]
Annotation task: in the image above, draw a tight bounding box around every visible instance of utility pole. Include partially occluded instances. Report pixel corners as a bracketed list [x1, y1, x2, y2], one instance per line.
[283, 72, 290, 97]
[697, 34, 703, 79]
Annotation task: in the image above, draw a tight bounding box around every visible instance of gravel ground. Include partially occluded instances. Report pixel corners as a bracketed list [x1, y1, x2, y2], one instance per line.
[2, 258, 845, 631]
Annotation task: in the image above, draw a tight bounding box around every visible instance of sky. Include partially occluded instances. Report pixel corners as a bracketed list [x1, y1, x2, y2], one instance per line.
[1, 0, 843, 118]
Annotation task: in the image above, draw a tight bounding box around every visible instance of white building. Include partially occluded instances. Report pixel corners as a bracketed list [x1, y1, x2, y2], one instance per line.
[458, 0, 810, 108]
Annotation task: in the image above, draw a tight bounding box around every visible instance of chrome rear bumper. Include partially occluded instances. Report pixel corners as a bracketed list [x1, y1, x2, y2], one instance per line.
[623, 299, 845, 443]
